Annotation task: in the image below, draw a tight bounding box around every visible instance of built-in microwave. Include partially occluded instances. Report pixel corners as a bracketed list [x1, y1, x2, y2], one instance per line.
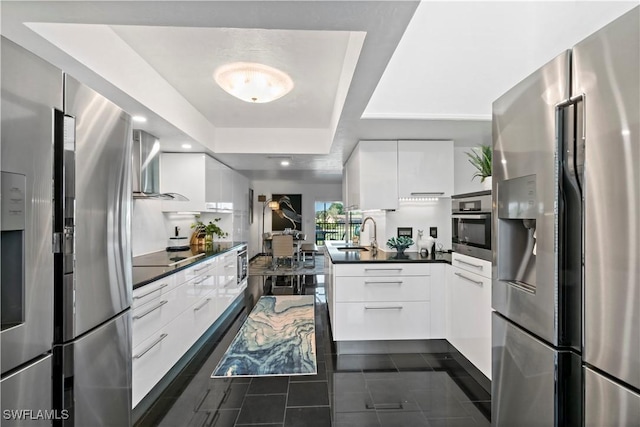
[452, 191, 492, 261]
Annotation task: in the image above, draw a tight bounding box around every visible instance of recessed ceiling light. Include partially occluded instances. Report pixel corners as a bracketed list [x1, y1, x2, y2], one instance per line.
[181, 143, 192, 149]
[280, 160, 290, 167]
[132, 116, 147, 123]
[214, 62, 294, 103]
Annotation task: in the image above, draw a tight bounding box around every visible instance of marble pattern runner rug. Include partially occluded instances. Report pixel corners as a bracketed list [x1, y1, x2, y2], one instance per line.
[211, 295, 316, 377]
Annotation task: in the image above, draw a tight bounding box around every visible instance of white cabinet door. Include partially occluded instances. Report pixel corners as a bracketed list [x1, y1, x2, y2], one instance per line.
[345, 147, 360, 210]
[398, 140, 454, 198]
[448, 265, 492, 379]
[345, 141, 398, 211]
[132, 308, 195, 407]
[359, 140, 398, 210]
[161, 153, 206, 211]
[161, 153, 240, 212]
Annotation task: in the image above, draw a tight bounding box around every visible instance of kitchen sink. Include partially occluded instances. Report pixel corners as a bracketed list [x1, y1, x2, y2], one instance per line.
[336, 246, 369, 251]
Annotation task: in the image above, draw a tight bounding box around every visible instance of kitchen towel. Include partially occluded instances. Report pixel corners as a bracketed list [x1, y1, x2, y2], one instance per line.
[211, 295, 316, 377]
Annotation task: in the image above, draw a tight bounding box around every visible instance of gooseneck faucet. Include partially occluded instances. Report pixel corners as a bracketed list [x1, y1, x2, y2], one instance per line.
[361, 216, 378, 254]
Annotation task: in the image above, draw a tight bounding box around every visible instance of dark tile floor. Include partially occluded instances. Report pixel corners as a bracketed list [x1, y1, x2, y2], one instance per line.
[135, 267, 491, 427]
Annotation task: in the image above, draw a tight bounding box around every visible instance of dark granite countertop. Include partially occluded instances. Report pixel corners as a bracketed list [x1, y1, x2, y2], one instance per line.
[132, 241, 246, 289]
[326, 242, 451, 264]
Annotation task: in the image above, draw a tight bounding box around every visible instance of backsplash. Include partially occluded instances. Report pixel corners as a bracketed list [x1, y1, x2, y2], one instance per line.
[359, 199, 451, 253]
[131, 200, 233, 257]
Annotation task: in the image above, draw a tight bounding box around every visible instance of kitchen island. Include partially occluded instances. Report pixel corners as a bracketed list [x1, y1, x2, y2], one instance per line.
[324, 242, 450, 353]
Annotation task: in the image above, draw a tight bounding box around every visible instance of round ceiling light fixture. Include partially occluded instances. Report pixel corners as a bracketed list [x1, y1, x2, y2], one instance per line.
[214, 62, 294, 103]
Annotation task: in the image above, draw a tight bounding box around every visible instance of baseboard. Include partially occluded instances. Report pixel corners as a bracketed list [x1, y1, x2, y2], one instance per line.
[448, 344, 491, 393]
[336, 339, 451, 355]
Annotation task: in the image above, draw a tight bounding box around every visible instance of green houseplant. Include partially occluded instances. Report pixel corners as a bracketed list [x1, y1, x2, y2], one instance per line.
[466, 145, 492, 182]
[191, 217, 228, 248]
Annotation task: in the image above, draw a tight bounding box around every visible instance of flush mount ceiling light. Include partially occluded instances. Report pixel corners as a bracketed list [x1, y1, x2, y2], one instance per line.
[213, 62, 294, 103]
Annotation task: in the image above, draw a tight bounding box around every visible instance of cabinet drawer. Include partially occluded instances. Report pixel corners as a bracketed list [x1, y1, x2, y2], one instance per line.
[334, 301, 430, 341]
[132, 275, 176, 309]
[335, 275, 429, 302]
[132, 309, 195, 407]
[132, 273, 215, 348]
[191, 296, 218, 339]
[451, 252, 491, 278]
[217, 275, 241, 314]
[334, 262, 430, 277]
[184, 259, 216, 282]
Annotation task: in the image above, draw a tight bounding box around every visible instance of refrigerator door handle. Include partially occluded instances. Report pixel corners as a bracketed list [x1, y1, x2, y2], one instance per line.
[555, 93, 585, 350]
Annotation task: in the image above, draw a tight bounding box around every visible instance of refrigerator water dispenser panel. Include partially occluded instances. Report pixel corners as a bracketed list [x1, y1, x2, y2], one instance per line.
[497, 175, 538, 292]
[1, 172, 26, 330]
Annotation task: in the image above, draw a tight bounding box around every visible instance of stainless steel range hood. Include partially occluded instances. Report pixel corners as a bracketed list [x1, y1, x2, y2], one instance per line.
[132, 129, 188, 201]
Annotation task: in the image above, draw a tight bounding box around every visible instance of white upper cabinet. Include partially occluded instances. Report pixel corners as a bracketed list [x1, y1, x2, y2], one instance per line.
[344, 140, 398, 210]
[160, 153, 209, 212]
[160, 153, 239, 213]
[398, 140, 454, 198]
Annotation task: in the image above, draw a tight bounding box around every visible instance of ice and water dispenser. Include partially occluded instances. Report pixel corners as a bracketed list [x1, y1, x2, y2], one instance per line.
[497, 174, 538, 293]
[1, 171, 26, 330]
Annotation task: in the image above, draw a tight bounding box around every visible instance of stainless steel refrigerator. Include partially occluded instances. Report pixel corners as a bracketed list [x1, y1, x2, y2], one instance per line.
[492, 7, 639, 426]
[1, 37, 132, 426]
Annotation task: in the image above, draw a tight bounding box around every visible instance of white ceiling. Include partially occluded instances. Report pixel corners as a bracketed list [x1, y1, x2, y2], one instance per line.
[1, 1, 638, 183]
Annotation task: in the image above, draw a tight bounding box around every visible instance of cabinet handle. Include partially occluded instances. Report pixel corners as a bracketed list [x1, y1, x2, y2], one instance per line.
[455, 259, 484, 269]
[364, 305, 403, 310]
[133, 333, 168, 359]
[133, 300, 168, 320]
[133, 283, 168, 300]
[223, 278, 236, 288]
[364, 280, 403, 285]
[454, 272, 484, 286]
[193, 265, 208, 273]
[194, 275, 211, 285]
[364, 268, 403, 272]
[194, 298, 212, 312]
[225, 263, 235, 268]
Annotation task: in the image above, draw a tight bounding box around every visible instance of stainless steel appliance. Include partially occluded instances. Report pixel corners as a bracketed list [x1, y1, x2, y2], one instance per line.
[492, 8, 639, 426]
[1, 37, 132, 426]
[452, 191, 492, 261]
[132, 129, 187, 201]
[237, 245, 249, 284]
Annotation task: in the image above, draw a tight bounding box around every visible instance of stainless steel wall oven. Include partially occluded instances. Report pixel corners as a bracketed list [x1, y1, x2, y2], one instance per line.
[452, 191, 492, 261]
[237, 245, 248, 284]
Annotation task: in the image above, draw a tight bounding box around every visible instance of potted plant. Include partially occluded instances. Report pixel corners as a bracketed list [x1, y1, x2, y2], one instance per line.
[191, 217, 228, 249]
[466, 144, 492, 189]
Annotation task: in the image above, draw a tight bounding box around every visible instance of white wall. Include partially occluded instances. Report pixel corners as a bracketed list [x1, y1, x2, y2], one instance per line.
[454, 146, 486, 195]
[249, 180, 343, 258]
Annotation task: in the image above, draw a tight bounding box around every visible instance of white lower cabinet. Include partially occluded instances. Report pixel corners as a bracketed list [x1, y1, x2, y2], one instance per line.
[334, 301, 430, 341]
[132, 251, 242, 409]
[447, 253, 492, 379]
[132, 307, 194, 407]
[330, 262, 443, 342]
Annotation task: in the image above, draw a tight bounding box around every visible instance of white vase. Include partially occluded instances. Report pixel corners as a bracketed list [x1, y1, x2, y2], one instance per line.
[483, 176, 492, 191]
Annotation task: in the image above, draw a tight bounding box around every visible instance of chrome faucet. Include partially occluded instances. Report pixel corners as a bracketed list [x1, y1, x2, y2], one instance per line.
[361, 216, 378, 254]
